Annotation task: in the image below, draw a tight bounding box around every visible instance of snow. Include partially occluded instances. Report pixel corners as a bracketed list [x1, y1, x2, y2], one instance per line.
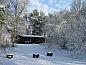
[0, 44, 86, 65]
[18, 34, 44, 38]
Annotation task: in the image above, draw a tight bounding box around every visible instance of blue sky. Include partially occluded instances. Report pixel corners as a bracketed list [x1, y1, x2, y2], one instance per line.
[28, 0, 73, 15]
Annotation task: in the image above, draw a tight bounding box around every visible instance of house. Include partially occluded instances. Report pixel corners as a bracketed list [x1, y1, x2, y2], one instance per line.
[15, 34, 45, 44]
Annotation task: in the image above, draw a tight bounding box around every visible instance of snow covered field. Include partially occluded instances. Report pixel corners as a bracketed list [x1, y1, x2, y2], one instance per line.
[0, 44, 86, 65]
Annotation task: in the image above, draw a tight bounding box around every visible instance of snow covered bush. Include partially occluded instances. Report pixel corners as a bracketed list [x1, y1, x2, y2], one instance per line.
[44, 0, 86, 54]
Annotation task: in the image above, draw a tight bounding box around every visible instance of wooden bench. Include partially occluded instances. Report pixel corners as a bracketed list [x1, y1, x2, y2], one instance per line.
[47, 52, 53, 56]
[6, 54, 13, 59]
[33, 54, 39, 58]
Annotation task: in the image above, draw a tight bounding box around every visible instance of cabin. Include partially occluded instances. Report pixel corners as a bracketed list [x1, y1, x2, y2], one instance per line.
[15, 35, 45, 44]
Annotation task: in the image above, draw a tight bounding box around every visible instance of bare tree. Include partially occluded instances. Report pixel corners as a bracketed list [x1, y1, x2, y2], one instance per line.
[8, 0, 29, 46]
[71, 0, 81, 13]
[0, 5, 6, 47]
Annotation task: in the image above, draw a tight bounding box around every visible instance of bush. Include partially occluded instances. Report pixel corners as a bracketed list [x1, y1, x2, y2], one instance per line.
[0, 43, 11, 49]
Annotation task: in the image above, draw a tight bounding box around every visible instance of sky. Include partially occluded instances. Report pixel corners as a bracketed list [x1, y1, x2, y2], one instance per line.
[27, 0, 73, 15]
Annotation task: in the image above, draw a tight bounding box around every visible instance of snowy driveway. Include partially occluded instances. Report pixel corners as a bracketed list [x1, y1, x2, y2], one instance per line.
[0, 44, 86, 65]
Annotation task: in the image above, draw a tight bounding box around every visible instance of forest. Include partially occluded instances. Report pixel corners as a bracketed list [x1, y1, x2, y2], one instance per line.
[0, 0, 86, 54]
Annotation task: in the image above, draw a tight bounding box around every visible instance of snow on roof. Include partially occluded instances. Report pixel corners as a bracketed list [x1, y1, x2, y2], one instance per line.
[18, 34, 45, 38]
[0, 4, 5, 8]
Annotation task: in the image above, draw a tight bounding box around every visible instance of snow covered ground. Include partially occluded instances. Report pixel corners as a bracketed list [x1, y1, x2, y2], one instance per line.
[0, 44, 86, 65]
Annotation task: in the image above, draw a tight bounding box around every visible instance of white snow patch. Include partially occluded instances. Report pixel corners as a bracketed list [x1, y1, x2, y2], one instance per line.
[0, 44, 86, 65]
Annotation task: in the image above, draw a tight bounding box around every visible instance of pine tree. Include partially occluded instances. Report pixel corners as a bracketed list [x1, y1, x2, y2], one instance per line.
[28, 9, 45, 35]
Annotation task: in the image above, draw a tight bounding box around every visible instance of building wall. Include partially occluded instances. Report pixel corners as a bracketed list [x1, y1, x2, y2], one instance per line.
[15, 35, 45, 44]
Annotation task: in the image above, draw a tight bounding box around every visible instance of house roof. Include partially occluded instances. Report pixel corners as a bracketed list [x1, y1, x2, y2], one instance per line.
[18, 34, 45, 38]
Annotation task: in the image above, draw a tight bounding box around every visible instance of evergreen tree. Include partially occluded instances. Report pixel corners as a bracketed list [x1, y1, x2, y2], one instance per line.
[28, 9, 45, 35]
